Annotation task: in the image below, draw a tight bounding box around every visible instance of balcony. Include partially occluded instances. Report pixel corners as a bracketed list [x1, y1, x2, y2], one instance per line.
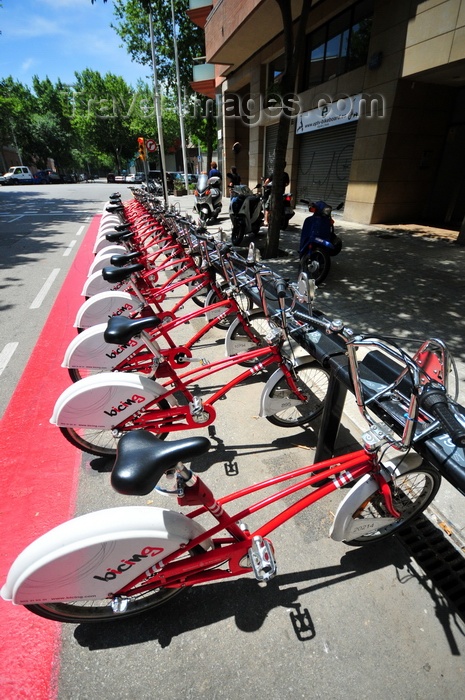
[187, 0, 213, 29]
[191, 62, 216, 99]
[204, 0, 307, 72]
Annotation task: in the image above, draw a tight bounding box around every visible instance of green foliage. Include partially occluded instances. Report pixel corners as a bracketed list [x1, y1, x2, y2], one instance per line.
[1, 1, 212, 172]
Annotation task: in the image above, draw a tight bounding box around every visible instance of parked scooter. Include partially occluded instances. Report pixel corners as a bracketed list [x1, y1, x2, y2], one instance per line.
[193, 174, 222, 224]
[298, 199, 343, 285]
[229, 184, 264, 245]
[262, 184, 295, 230]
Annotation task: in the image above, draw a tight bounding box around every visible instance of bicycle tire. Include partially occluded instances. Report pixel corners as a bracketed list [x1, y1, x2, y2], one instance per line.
[68, 349, 154, 382]
[25, 584, 182, 623]
[59, 398, 171, 457]
[225, 310, 276, 366]
[343, 465, 441, 545]
[266, 360, 329, 427]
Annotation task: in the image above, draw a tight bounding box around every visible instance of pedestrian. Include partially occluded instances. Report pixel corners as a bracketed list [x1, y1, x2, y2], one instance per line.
[227, 166, 241, 186]
[263, 162, 290, 225]
[226, 166, 241, 196]
[208, 161, 221, 179]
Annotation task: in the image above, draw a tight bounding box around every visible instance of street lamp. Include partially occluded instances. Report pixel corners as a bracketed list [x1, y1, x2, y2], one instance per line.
[148, 4, 169, 204]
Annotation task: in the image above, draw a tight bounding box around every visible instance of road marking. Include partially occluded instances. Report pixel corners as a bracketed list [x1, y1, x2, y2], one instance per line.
[8, 215, 24, 222]
[0, 342, 18, 376]
[76, 225, 85, 236]
[63, 239, 77, 257]
[29, 268, 61, 309]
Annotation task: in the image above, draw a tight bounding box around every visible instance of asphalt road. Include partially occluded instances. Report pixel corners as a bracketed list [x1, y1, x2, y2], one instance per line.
[0, 182, 127, 418]
[2, 184, 465, 699]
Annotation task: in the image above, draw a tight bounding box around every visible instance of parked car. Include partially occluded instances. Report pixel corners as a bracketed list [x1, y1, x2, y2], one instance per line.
[33, 169, 62, 184]
[126, 173, 145, 183]
[1, 165, 34, 185]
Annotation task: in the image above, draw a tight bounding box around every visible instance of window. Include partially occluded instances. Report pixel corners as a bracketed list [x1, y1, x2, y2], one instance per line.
[303, 0, 374, 89]
[268, 55, 286, 84]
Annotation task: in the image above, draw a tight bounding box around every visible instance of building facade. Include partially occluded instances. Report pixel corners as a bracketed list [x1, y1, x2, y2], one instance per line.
[189, 0, 465, 227]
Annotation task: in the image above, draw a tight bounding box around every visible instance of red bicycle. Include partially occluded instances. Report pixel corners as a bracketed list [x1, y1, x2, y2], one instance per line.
[5, 313, 462, 622]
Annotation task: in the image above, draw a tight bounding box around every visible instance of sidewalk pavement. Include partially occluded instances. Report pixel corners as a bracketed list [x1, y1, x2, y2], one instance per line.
[168, 191, 465, 552]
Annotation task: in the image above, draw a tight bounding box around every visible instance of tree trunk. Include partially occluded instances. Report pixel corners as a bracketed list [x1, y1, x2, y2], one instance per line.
[264, 0, 311, 258]
[457, 213, 465, 245]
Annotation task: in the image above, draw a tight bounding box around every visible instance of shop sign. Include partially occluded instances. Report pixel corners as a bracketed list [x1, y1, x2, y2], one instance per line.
[296, 94, 361, 134]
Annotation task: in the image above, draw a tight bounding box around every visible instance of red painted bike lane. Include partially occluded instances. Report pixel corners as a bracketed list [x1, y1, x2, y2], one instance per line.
[0, 215, 100, 700]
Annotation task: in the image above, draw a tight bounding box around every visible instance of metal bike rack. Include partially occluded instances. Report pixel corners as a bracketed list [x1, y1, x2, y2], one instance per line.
[206, 244, 465, 496]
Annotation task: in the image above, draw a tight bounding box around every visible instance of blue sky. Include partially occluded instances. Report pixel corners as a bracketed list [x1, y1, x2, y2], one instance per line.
[0, 0, 153, 88]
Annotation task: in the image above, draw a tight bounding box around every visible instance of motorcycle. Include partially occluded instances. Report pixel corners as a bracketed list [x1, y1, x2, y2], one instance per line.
[298, 199, 343, 285]
[229, 184, 264, 246]
[193, 174, 222, 224]
[262, 184, 295, 230]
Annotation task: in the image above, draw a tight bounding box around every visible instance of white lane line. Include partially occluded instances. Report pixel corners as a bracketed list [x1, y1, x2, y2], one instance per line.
[76, 225, 85, 236]
[30, 268, 61, 309]
[8, 215, 24, 223]
[63, 239, 77, 257]
[0, 342, 19, 376]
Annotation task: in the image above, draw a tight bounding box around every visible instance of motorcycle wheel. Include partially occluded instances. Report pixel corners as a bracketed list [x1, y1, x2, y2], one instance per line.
[231, 219, 246, 246]
[299, 249, 331, 286]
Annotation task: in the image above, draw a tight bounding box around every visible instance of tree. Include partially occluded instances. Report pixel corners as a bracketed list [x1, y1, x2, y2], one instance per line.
[71, 69, 140, 173]
[91, 0, 214, 166]
[30, 77, 76, 170]
[0, 78, 36, 166]
[265, 0, 311, 258]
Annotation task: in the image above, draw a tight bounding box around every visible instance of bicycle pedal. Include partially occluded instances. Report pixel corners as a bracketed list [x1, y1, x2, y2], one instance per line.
[248, 536, 277, 582]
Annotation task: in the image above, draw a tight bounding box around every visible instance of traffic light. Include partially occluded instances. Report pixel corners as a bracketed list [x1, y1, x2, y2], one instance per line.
[137, 137, 145, 160]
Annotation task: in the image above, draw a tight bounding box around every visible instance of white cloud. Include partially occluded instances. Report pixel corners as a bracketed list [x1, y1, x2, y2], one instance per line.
[4, 15, 66, 39]
[21, 59, 36, 73]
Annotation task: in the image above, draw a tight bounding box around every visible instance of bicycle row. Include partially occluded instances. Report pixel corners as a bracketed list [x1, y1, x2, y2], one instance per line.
[2, 187, 465, 624]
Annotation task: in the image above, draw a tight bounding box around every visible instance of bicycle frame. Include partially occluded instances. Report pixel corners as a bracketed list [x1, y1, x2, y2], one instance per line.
[66, 295, 262, 376]
[114, 449, 380, 595]
[112, 342, 305, 433]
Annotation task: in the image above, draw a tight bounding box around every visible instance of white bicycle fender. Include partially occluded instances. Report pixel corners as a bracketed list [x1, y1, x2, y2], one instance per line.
[1, 506, 211, 605]
[50, 373, 176, 429]
[88, 248, 126, 277]
[93, 235, 126, 256]
[74, 291, 138, 329]
[224, 310, 266, 356]
[82, 269, 129, 298]
[330, 452, 423, 542]
[259, 355, 316, 417]
[62, 323, 146, 370]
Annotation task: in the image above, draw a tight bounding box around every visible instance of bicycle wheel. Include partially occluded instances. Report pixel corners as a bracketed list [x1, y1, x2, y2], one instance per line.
[59, 398, 170, 457]
[343, 465, 441, 545]
[25, 584, 182, 623]
[204, 284, 252, 331]
[68, 350, 154, 382]
[266, 360, 329, 427]
[226, 310, 276, 366]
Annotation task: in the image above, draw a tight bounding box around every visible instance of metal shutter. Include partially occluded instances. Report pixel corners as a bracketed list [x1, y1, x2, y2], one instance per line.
[296, 122, 357, 207]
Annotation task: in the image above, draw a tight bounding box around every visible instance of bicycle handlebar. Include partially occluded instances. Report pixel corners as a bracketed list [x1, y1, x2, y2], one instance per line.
[292, 309, 345, 336]
[419, 383, 465, 447]
[291, 309, 465, 449]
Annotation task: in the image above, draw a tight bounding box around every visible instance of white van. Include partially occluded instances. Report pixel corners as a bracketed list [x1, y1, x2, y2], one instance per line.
[0, 166, 34, 185]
